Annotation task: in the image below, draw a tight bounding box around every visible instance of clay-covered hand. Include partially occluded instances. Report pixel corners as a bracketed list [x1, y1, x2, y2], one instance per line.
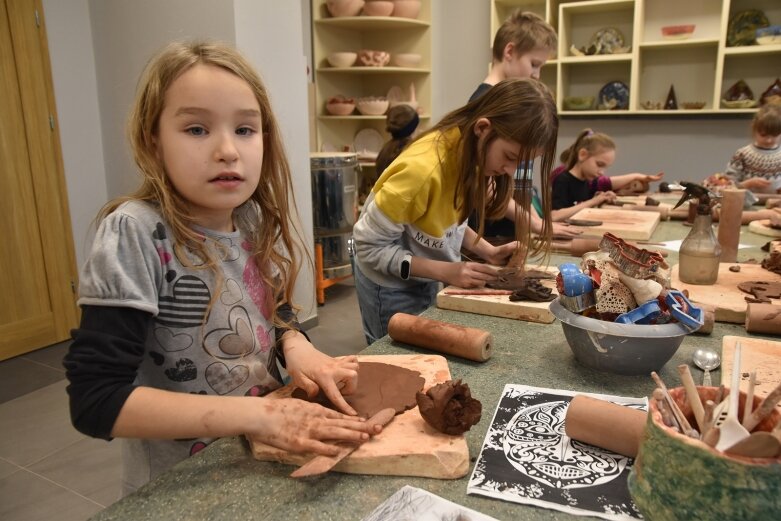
[552, 222, 583, 238]
[416, 379, 482, 435]
[645, 172, 664, 182]
[445, 261, 499, 288]
[484, 241, 519, 265]
[594, 190, 617, 205]
[282, 332, 359, 415]
[246, 397, 377, 456]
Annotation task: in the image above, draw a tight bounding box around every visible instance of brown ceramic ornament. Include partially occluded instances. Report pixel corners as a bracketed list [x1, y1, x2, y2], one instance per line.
[664, 85, 678, 110]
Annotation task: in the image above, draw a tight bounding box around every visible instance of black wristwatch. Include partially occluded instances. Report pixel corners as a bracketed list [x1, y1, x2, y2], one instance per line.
[400, 254, 412, 280]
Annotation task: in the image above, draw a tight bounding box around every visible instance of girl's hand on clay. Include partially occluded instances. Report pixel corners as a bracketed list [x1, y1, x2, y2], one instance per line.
[552, 222, 582, 238]
[283, 334, 359, 415]
[646, 172, 664, 182]
[447, 261, 499, 288]
[594, 191, 617, 205]
[246, 398, 379, 456]
[484, 241, 519, 265]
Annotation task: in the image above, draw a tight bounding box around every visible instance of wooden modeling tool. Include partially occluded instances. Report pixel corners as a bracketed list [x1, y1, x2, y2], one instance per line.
[743, 380, 781, 432]
[651, 371, 697, 438]
[742, 371, 757, 427]
[677, 364, 705, 431]
[724, 432, 781, 459]
[652, 388, 677, 429]
[290, 408, 396, 478]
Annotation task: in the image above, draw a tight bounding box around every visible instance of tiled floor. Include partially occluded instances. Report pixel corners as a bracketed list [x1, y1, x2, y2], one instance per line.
[0, 281, 366, 521]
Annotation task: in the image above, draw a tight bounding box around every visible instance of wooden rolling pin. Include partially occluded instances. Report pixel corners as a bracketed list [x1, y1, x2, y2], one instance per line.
[745, 303, 781, 335]
[693, 302, 715, 335]
[387, 313, 492, 362]
[564, 394, 647, 457]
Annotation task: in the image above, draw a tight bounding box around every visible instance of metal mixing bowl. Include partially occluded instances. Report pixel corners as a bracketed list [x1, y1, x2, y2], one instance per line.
[549, 298, 697, 375]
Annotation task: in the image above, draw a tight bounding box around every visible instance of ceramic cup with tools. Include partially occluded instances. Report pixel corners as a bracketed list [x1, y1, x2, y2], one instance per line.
[628, 386, 781, 521]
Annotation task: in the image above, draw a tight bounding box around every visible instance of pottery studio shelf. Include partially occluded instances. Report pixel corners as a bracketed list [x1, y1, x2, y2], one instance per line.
[489, 0, 781, 116]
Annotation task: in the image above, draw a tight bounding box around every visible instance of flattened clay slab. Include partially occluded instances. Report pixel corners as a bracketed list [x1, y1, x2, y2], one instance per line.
[738, 281, 781, 303]
[292, 362, 425, 418]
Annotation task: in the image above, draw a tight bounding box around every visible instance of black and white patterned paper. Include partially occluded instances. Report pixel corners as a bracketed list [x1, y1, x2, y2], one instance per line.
[467, 384, 647, 520]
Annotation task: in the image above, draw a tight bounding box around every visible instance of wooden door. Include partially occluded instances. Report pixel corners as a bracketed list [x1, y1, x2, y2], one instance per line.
[0, 0, 79, 360]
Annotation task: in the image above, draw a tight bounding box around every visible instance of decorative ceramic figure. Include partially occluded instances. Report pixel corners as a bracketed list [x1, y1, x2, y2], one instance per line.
[760, 78, 781, 106]
[725, 79, 754, 102]
[727, 10, 770, 46]
[664, 85, 678, 110]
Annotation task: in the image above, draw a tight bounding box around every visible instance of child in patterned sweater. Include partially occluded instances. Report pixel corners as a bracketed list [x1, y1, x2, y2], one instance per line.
[726, 104, 781, 193]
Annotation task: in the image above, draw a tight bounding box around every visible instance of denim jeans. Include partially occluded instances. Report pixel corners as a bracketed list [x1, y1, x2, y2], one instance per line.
[353, 263, 439, 345]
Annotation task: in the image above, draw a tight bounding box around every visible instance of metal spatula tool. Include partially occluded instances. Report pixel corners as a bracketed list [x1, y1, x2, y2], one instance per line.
[290, 408, 396, 478]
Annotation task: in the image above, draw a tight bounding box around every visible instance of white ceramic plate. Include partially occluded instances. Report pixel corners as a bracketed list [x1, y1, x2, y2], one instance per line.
[353, 128, 383, 160]
[386, 85, 404, 104]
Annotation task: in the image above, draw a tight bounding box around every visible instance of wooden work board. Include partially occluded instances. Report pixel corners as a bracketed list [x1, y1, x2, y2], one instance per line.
[248, 354, 469, 479]
[670, 263, 781, 324]
[720, 336, 781, 412]
[748, 219, 781, 238]
[569, 207, 660, 240]
[436, 266, 558, 323]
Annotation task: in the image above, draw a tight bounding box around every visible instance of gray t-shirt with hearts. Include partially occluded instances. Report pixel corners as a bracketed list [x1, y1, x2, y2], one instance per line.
[79, 200, 282, 496]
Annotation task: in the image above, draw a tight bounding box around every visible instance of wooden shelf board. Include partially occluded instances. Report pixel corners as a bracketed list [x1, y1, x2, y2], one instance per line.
[560, 109, 757, 116]
[318, 114, 432, 120]
[638, 38, 720, 50]
[560, 0, 634, 15]
[724, 44, 781, 56]
[560, 53, 632, 64]
[315, 17, 430, 30]
[316, 67, 431, 74]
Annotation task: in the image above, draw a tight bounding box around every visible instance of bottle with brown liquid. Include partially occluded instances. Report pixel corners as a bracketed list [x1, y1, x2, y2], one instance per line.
[678, 207, 720, 284]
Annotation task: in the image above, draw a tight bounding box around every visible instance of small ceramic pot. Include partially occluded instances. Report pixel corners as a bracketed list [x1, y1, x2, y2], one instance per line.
[326, 96, 356, 116]
[392, 0, 420, 19]
[661, 24, 695, 40]
[326, 52, 357, 68]
[628, 386, 781, 521]
[326, 0, 364, 17]
[357, 50, 390, 67]
[362, 1, 393, 16]
[391, 53, 421, 68]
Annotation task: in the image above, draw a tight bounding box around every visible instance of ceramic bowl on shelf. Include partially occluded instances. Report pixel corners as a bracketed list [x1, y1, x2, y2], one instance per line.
[326, 0, 365, 17]
[362, 1, 393, 16]
[563, 96, 594, 111]
[357, 49, 390, 67]
[756, 25, 781, 45]
[391, 53, 421, 68]
[325, 96, 356, 116]
[356, 96, 389, 116]
[326, 52, 357, 68]
[641, 100, 663, 110]
[661, 24, 696, 40]
[721, 99, 758, 109]
[681, 101, 706, 110]
[392, 0, 420, 19]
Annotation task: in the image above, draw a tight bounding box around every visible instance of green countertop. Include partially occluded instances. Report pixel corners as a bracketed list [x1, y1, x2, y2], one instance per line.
[91, 220, 777, 521]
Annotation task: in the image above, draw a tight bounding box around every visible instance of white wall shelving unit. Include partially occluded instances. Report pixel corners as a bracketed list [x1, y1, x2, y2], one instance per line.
[311, 0, 432, 152]
[490, 0, 781, 116]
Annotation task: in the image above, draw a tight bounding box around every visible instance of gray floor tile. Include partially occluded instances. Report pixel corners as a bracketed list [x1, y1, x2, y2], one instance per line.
[0, 457, 21, 480]
[28, 437, 121, 508]
[0, 380, 83, 466]
[23, 340, 70, 372]
[0, 357, 65, 404]
[308, 282, 367, 357]
[0, 468, 102, 521]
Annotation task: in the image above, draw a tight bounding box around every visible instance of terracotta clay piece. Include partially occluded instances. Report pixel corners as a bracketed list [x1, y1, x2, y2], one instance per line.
[509, 279, 555, 302]
[738, 281, 781, 304]
[762, 250, 781, 275]
[416, 379, 482, 435]
[729, 265, 741, 273]
[488, 267, 553, 290]
[292, 362, 425, 418]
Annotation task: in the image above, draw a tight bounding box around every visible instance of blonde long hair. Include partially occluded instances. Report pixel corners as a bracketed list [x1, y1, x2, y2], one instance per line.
[420, 78, 558, 260]
[559, 128, 616, 170]
[99, 40, 304, 330]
